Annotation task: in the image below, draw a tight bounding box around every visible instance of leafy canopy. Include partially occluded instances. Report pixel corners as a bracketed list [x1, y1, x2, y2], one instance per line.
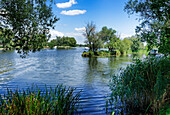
[125, 0, 170, 55]
[0, 0, 59, 57]
[83, 22, 103, 51]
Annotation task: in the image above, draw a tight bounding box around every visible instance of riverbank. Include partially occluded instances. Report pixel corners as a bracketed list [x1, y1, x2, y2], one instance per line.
[44, 46, 73, 49]
[82, 50, 148, 57]
[0, 48, 4, 50]
[56, 46, 72, 49]
[82, 50, 120, 57]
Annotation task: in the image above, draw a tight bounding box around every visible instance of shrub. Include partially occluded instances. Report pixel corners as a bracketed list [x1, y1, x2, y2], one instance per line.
[0, 85, 81, 115]
[108, 56, 170, 114]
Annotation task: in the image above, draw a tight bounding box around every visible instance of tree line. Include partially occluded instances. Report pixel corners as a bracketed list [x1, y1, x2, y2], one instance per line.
[48, 36, 77, 49]
[83, 23, 144, 55]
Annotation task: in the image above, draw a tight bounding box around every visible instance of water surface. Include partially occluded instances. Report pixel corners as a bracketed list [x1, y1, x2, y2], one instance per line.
[0, 48, 138, 114]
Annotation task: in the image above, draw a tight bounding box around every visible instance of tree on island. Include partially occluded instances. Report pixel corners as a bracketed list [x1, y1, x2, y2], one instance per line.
[83, 22, 103, 52]
[0, 0, 59, 57]
[125, 0, 170, 55]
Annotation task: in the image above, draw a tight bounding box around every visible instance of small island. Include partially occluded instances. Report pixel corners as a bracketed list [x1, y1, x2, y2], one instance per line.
[82, 24, 146, 57]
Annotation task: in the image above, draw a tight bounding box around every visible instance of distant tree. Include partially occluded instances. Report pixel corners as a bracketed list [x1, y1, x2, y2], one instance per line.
[129, 36, 144, 52]
[98, 26, 116, 43]
[0, 0, 59, 57]
[122, 38, 133, 51]
[106, 35, 121, 52]
[83, 22, 96, 51]
[92, 33, 104, 51]
[119, 41, 127, 54]
[49, 36, 77, 48]
[125, 0, 170, 55]
[84, 22, 103, 51]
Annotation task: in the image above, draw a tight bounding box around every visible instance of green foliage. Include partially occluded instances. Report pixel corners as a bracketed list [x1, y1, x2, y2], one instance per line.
[82, 51, 94, 57]
[128, 36, 144, 52]
[76, 44, 88, 47]
[108, 57, 170, 114]
[122, 38, 133, 52]
[56, 46, 72, 49]
[49, 36, 77, 48]
[125, 0, 170, 55]
[82, 50, 121, 57]
[106, 36, 121, 52]
[0, 28, 14, 50]
[0, 0, 59, 57]
[98, 26, 116, 42]
[98, 26, 120, 52]
[84, 22, 103, 52]
[0, 85, 81, 114]
[130, 37, 141, 52]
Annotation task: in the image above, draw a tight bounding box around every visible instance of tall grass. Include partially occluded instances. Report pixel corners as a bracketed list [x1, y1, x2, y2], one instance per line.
[108, 56, 170, 114]
[0, 85, 81, 115]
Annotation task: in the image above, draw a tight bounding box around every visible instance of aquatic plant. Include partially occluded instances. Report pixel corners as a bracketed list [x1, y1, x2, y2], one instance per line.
[0, 85, 81, 115]
[108, 56, 170, 114]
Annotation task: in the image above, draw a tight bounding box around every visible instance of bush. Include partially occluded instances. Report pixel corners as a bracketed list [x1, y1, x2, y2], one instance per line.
[56, 46, 72, 49]
[0, 85, 81, 115]
[108, 56, 170, 114]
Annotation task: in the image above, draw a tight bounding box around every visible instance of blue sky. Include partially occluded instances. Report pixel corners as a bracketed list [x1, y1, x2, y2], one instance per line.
[50, 0, 140, 44]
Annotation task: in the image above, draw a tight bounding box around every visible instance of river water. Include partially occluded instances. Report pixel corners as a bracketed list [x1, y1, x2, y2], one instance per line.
[0, 47, 141, 114]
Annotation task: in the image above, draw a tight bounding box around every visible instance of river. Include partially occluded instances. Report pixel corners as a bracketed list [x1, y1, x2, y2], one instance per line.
[0, 47, 144, 114]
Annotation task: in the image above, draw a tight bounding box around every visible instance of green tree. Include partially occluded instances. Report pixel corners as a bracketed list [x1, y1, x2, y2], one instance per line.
[125, 0, 170, 55]
[0, 28, 14, 49]
[84, 22, 103, 51]
[0, 0, 59, 57]
[131, 38, 140, 52]
[48, 36, 77, 48]
[98, 26, 116, 43]
[122, 38, 133, 52]
[106, 36, 121, 52]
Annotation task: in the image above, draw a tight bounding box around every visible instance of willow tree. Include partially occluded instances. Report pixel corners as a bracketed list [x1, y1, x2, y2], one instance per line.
[83, 22, 103, 52]
[125, 0, 170, 55]
[0, 0, 59, 57]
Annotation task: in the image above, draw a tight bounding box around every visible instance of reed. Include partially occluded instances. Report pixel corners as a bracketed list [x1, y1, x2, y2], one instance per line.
[0, 85, 81, 115]
[108, 56, 170, 114]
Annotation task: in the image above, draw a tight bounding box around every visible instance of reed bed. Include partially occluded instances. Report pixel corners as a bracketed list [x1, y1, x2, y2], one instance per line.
[108, 56, 170, 114]
[0, 85, 81, 115]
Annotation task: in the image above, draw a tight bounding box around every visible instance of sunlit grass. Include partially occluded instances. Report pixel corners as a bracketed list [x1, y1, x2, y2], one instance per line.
[0, 85, 81, 114]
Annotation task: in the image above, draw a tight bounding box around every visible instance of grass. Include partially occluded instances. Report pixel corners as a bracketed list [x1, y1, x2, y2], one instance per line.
[56, 46, 72, 49]
[107, 56, 170, 114]
[0, 85, 81, 115]
[82, 50, 148, 57]
[82, 50, 121, 57]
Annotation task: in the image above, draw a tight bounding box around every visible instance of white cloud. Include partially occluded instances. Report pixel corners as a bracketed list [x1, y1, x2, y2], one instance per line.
[75, 27, 85, 32]
[49, 30, 64, 41]
[56, 0, 77, 8]
[49, 30, 85, 44]
[120, 33, 132, 39]
[65, 32, 83, 37]
[60, 10, 86, 16]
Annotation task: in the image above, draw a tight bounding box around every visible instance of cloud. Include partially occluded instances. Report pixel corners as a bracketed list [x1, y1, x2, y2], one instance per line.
[49, 30, 85, 44]
[75, 27, 85, 32]
[60, 10, 86, 16]
[120, 33, 132, 39]
[49, 30, 64, 41]
[56, 0, 77, 8]
[65, 32, 83, 37]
